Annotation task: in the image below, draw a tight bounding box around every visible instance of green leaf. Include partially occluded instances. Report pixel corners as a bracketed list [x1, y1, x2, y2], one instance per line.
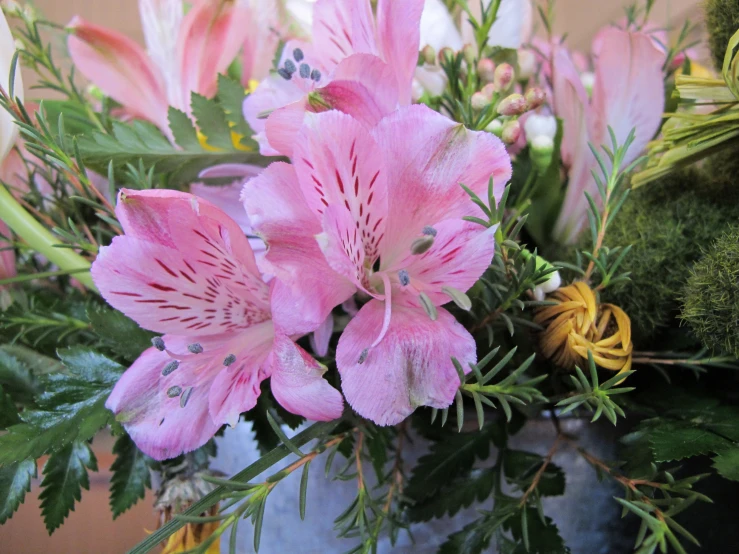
[167, 107, 202, 151]
[503, 450, 565, 497]
[87, 306, 155, 362]
[712, 448, 739, 482]
[243, 396, 280, 455]
[0, 349, 36, 403]
[191, 93, 233, 151]
[0, 383, 20, 430]
[78, 120, 271, 188]
[438, 517, 492, 554]
[0, 348, 122, 466]
[503, 506, 570, 554]
[39, 441, 98, 533]
[405, 424, 499, 502]
[0, 459, 36, 524]
[110, 435, 153, 518]
[649, 423, 729, 462]
[217, 74, 252, 139]
[409, 467, 496, 522]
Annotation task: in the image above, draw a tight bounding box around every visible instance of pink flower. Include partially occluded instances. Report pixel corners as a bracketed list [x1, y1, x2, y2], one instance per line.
[92, 189, 343, 460]
[243, 105, 512, 425]
[0, 220, 16, 310]
[67, 0, 259, 138]
[243, 0, 424, 156]
[550, 28, 666, 244]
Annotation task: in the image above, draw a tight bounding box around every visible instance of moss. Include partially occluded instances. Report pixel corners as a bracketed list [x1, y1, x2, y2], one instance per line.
[705, 0, 739, 71]
[681, 226, 739, 356]
[704, 148, 739, 200]
[602, 168, 739, 343]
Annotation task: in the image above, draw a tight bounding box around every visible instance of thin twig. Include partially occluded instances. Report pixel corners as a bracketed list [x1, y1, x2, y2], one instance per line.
[519, 433, 562, 507]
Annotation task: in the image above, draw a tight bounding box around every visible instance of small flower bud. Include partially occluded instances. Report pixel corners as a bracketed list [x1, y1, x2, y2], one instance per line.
[462, 43, 476, 67]
[477, 58, 496, 83]
[525, 87, 546, 110]
[438, 47, 455, 65]
[501, 120, 522, 144]
[485, 119, 504, 136]
[471, 91, 490, 111]
[493, 63, 514, 91]
[524, 113, 557, 141]
[517, 49, 536, 81]
[481, 83, 496, 99]
[497, 93, 528, 116]
[580, 71, 596, 96]
[530, 135, 555, 171]
[421, 45, 436, 65]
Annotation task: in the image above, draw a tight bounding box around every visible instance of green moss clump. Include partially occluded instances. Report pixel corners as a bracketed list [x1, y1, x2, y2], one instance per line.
[705, 0, 739, 71]
[603, 168, 738, 343]
[681, 226, 739, 356]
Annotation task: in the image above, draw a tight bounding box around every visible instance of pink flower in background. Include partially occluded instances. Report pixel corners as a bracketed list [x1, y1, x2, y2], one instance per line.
[92, 189, 343, 460]
[244, 0, 424, 156]
[68, 0, 262, 138]
[550, 28, 666, 244]
[243, 105, 511, 425]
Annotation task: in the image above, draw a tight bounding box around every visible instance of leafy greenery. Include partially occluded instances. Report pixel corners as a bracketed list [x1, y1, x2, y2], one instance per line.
[0, 459, 36, 524]
[0, 347, 121, 466]
[87, 305, 154, 363]
[39, 441, 98, 533]
[109, 435, 153, 518]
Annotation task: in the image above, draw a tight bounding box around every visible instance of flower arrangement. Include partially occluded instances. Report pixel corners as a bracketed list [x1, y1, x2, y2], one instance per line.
[0, 0, 738, 552]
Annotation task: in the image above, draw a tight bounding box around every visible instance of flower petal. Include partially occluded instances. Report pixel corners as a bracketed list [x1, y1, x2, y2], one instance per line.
[371, 104, 511, 267]
[67, 16, 168, 131]
[337, 300, 475, 425]
[310, 312, 334, 357]
[419, 0, 463, 52]
[294, 110, 388, 263]
[376, 0, 424, 105]
[92, 189, 269, 335]
[311, 0, 376, 69]
[106, 345, 221, 460]
[270, 333, 344, 421]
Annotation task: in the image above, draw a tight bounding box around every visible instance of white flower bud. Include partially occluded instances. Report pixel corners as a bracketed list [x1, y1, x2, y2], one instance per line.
[580, 71, 596, 96]
[517, 49, 536, 80]
[524, 114, 557, 142]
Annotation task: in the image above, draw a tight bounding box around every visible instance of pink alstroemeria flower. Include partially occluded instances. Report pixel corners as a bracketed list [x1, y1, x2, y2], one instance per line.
[92, 189, 343, 460]
[68, 0, 255, 138]
[243, 105, 512, 425]
[244, 0, 424, 156]
[550, 28, 666, 244]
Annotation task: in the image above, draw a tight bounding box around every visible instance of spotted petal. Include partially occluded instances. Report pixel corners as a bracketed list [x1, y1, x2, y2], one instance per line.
[337, 300, 475, 425]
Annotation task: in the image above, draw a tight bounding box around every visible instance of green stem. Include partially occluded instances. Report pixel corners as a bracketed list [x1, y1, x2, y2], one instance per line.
[0, 267, 90, 286]
[0, 186, 97, 292]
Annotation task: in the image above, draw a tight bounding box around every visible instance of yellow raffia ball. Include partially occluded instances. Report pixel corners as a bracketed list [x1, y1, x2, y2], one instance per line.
[534, 282, 633, 375]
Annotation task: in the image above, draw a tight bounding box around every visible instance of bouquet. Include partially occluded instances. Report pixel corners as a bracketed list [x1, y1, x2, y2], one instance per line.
[0, 0, 738, 552]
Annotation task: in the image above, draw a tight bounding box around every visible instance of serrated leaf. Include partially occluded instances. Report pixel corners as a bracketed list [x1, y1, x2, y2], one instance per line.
[0, 383, 19, 430]
[216, 74, 252, 138]
[191, 93, 233, 151]
[168, 107, 202, 151]
[39, 442, 98, 533]
[0, 348, 122, 466]
[405, 424, 499, 502]
[87, 305, 155, 362]
[712, 448, 739, 482]
[243, 397, 280, 455]
[409, 467, 496, 522]
[110, 434, 153, 518]
[504, 507, 570, 554]
[0, 349, 36, 403]
[0, 459, 36, 524]
[438, 517, 492, 554]
[647, 421, 733, 463]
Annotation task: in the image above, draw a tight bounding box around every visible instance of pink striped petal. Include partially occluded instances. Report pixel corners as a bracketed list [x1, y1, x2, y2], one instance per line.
[376, 0, 424, 105]
[105, 344, 221, 460]
[67, 16, 168, 131]
[371, 105, 511, 267]
[311, 0, 376, 70]
[337, 300, 474, 425]
[270, 333, 344, 421]
[310, 313, 335, 357]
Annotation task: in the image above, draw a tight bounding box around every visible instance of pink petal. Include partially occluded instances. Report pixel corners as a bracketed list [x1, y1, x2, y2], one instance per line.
[241, 1, 282, 83]
[371, 105, 511, 267]
[264, 98, 310, 157]
[384, 220, 497, 306]
[311, 0, 376, 70]
[293, 110, 388, 264]
[207, 322, 275, 427]
[317, 205, 369, 293]
[270, 333, 344, 421]
[190, 180, 262, 242]
[551, 45, 590, 168]
[176, 0, 253, 104]
[310, 313, 335, 357]
[243, 164, 356, 335]
[105, 345, 220, 460]
[67, 16, 168, 131]
[376, 0, 425, 105]
[92, 189, 269, 335]
[337, 300, 475, 425]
